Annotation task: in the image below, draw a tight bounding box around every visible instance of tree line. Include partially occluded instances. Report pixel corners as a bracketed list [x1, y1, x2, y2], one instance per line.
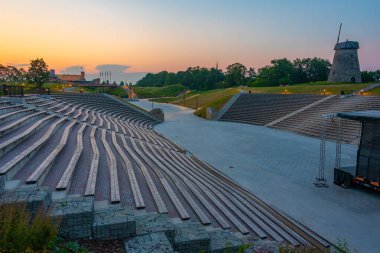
[0, 59, 50, 88]
[137, 57, 379, 90]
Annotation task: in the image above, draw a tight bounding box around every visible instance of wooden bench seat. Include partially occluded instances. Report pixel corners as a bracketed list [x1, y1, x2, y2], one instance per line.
[85, 127, 99, 196]
[101, 129, 120, 204]
[0, 111, 45, 137]
[26, 120, 77, 185]
[56, 123, 87, 191]
[0, 114, 56, 158]
[0, 117, 66, 180]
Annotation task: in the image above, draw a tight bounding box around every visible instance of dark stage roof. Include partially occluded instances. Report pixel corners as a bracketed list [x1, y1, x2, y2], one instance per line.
[337, 110, 380, 122]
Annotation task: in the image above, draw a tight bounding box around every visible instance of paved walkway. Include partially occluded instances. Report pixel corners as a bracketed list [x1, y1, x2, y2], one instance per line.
[131, 99, 380, 253]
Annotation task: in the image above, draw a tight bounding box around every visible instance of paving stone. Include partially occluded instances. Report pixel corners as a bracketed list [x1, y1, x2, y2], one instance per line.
[173, 221, 210, 253]
[0, 186, 52, 217]
[125, 232, 174, 253]
[209, 229, 243, 253]
[135, 213, 175, 243]
[93, 206, 136, 239]
[49, 196, 94, 239]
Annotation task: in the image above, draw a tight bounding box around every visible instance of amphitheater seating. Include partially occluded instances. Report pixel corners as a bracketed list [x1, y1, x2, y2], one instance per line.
[219, 93, 380, 144]
[0, 94, 330, 247]
[271, 95, 380, 143]
[220, 94, 323, 125]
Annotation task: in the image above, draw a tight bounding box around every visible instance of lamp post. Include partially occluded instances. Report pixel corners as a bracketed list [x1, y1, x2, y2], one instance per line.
[323, 89, 326, 96]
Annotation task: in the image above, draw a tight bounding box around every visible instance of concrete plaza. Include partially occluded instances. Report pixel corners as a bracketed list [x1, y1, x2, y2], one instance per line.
[131, 99, 380, 253]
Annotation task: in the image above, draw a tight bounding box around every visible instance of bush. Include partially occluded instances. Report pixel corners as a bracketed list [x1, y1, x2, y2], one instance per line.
[0, 203, 58, 252]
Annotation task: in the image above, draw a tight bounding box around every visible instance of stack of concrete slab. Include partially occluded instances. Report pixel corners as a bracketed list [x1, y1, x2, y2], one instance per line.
[93, 206, 136, 239]
[50, 196, 94, 239]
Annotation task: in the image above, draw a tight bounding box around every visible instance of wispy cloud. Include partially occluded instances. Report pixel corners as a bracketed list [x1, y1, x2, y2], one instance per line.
[96, 64, 130, 72]
[60, 65, 84, 74]
[90, 64, 145, 84]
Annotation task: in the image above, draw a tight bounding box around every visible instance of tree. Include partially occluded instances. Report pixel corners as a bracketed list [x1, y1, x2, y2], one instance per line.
[293, 58, 331, 83]
[246, 67, 257, 82]
[225, 63, 247, 87]
[27, 58, 49, 89]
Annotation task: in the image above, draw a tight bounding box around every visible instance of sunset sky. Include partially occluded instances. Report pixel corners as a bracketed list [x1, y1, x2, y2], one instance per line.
[1, 0, 379, 82]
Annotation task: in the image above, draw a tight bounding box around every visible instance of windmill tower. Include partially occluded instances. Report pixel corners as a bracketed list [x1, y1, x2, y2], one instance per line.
[328, 23, 361, 83]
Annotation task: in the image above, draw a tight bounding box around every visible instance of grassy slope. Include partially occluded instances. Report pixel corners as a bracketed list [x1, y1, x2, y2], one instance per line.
[134, 84, 187, 98]
[367, 86, 380, 95]
[172, 88, 240, 109]
[150, 82, 378, 119]
[242, 83, 370, 95]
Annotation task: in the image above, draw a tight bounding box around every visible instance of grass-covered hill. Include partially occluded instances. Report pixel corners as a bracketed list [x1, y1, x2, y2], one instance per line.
[134, 82, 378, 118]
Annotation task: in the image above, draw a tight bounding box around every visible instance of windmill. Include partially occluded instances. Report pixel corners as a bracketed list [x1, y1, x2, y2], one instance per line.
[327, 23, 362, 83]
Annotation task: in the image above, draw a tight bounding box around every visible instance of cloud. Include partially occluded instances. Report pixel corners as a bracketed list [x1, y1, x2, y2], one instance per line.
[14, 63, 30, 68]
[87, 64, 146, 84]
[96, 64, 130, 72]
[60, 65, 84, 74]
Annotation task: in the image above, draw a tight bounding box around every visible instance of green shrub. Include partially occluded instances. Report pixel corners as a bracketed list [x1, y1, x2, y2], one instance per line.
[0, 203, 58, 252]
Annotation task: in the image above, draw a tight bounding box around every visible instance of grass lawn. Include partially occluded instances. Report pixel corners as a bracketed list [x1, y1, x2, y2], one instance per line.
[172, 88, 240, 110]
[133, 84, 187, 98]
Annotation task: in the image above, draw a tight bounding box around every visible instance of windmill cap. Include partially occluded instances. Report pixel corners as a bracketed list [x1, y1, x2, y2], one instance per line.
[334, 40, 359, 50]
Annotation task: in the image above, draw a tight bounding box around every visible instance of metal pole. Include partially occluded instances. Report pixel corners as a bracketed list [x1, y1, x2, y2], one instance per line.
[315, 115, 329, 187]
[335, 117, 343, 171]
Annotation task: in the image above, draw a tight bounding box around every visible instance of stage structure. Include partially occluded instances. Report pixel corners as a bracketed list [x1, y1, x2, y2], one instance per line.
[317, 110, 380, 191]
[334, 111, 380, 191]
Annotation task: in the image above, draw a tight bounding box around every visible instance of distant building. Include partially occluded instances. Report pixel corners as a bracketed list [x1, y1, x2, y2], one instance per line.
[49, 69, 86, 82]
[328, 41, 361, 83]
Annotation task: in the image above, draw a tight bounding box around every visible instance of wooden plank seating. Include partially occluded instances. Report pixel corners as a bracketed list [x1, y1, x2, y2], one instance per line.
[64, 106, 77, 116]
[144, 142, 249, 234]
[128, 124, 158, 145]
[46, 102, 64, 111]
[167, 149, 280, 240]
[118, 121, 136, 138]
[104, 115, 111, 130]
[120, 136, 167, 213]
[133, 140, 223, 227]
[0, 114, 56, 158]
[72, 108, 82, 119]
[0, 101, 11, 107]
[56, 123, 87, 191]
[0, 117, 67, 180]
[0, 105, 24, 114]
[26, 120, 77, 185]
[110, 132, 144, 208]
[113, 118, 126, 134]
[191, 156, 310, 245]
[82, 109, 89, 122]
[101, 129, 120, 204]
[108, 116, 119, 133]
[55, 104, 70, 113]
[0, 111, 45, 137]
[127, 138, 190, 219]
[0, 108, 35, 123]
[37, 100, 55, 107]
[90, 111, 96, 125]
[98, 113, 104, 127]
[85, 127, 99, 196]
